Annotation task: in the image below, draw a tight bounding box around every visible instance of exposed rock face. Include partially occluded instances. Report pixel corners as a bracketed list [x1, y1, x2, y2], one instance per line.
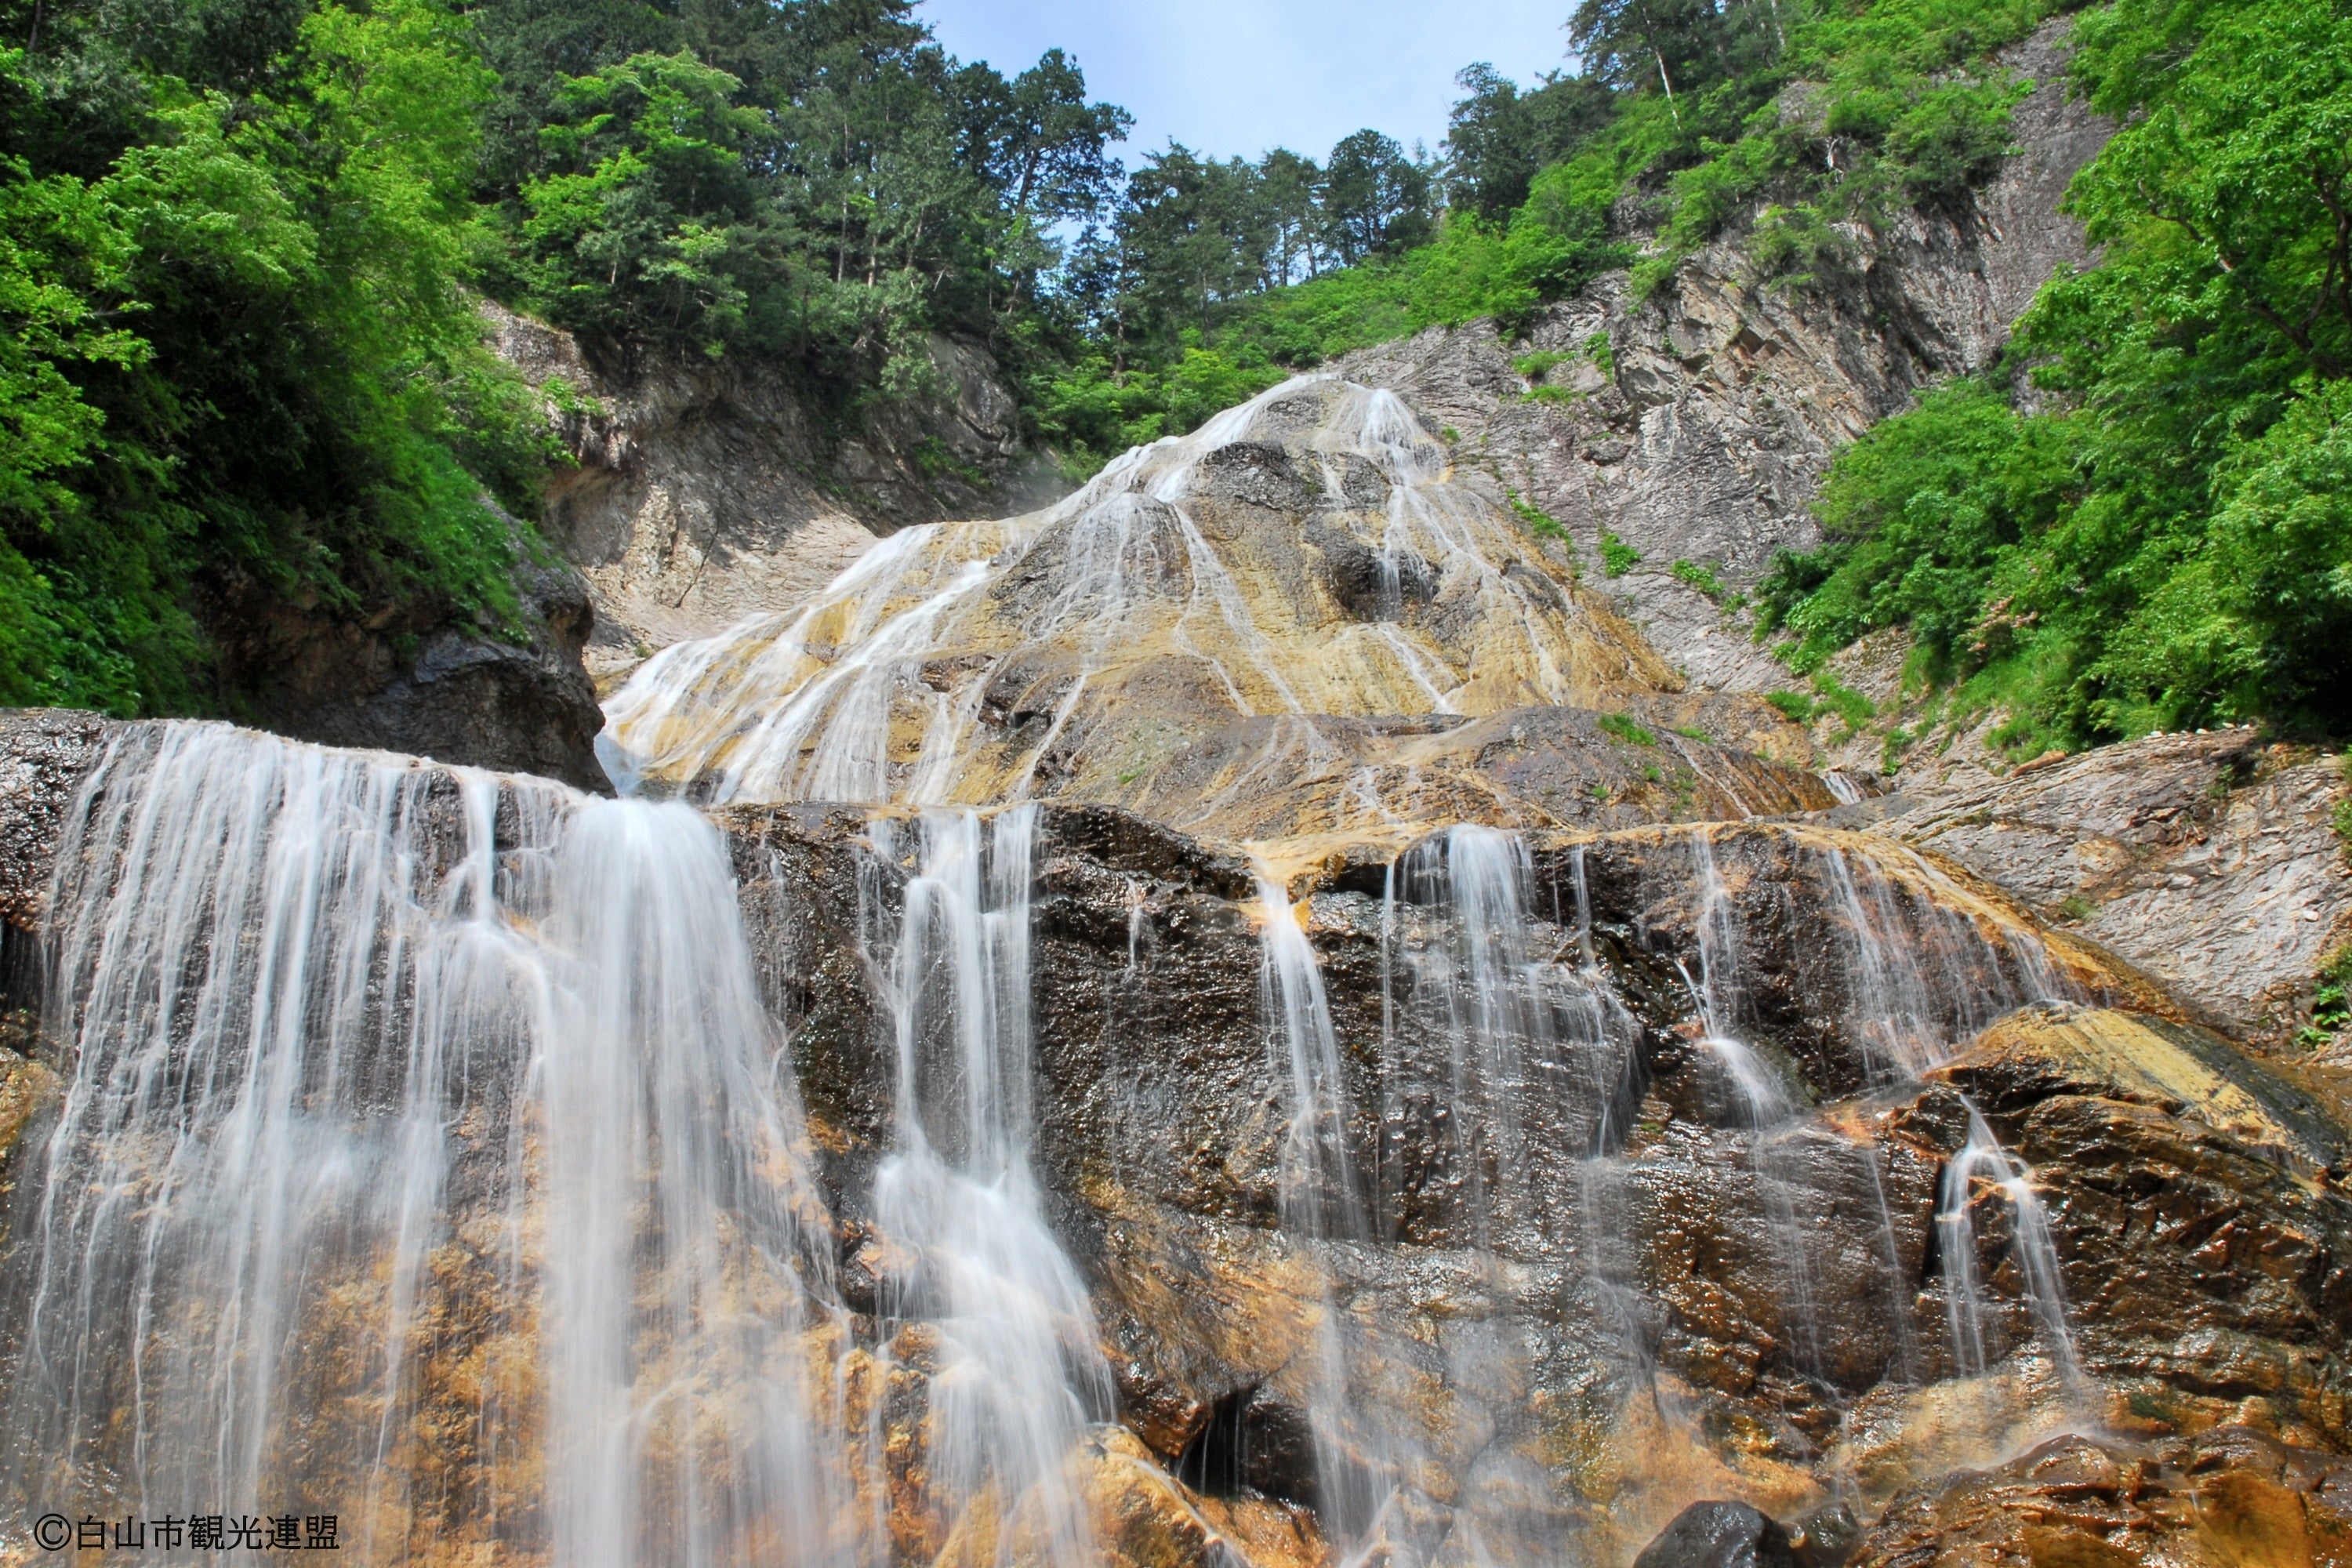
[0, 706, 110, 931]
[211, 532, 611, 793]
[599, 375, 1820, 858]
[1853, 1427, 2352, 1567]
[1832, 728, 2352, 1040]
[482, 303, 1062, 679]
[1334, 16, 2110, 698]
[1929, 1006, 2352, 1448]
[0, 53, 2332, 1561]
[0, 712, 107, 1169]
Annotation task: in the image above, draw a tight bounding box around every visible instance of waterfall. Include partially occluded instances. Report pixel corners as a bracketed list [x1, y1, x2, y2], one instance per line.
[1936, 1102, 2085, 1394]
[1253, 874, 1388, 1548]
[597, 374, 1609, 823]
[865, 807, 1111, 1568]
[2, 722, 858, 1567]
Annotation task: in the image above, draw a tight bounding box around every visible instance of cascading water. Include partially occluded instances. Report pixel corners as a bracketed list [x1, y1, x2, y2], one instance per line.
[1676, 831, 1831, 1384]
[0, 339, 2135, 1568]
[1254, 829, 1655, 1566]
[1252, 874, 1388, 1547]
[1671, 827, 2085, 1408]
[596, 376, 1633, 841]
[1267, 820, 2097, 1563]
[1, 722, 859, 1566]
[1936, 1104, 2085, 1395]
[864, 808, 1112, 1567]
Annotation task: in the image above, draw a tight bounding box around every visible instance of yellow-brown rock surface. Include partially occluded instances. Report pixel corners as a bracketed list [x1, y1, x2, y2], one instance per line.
[599, 376, 1819, 853]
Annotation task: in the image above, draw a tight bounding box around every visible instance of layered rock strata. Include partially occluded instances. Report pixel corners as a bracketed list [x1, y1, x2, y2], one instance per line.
[1825, 728, 2352, 1042]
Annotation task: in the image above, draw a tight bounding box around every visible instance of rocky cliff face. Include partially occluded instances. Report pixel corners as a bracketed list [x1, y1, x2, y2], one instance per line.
[1336, 16, 2109, 699]
[1829, 729, 2352, 1044]
[205, 519, 612, 793]
[481, 303, 1062, 684]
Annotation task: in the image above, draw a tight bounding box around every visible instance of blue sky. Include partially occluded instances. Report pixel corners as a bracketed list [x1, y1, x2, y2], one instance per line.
[919, 0, 1577, 168]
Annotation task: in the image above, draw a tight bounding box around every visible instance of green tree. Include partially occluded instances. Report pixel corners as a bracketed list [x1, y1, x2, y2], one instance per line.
[1322, 129, 1432, 264]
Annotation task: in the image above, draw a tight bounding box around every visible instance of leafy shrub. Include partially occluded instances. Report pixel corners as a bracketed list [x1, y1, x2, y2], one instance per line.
[1599, 530, 1643, 577]
[1598, 711, 1658, 746]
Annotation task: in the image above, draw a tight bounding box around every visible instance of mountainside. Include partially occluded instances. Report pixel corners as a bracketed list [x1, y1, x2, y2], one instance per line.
[1336, 16, 2107, 699]
[6, 2, 2352, 1565]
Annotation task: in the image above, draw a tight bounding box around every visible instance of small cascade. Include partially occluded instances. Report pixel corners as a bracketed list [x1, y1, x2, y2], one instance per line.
[1813, 843, 2074, 1079]
[1679, 829, 1800, 1128]
[1381, 827, 1638, 1242]
[865, 808, 1112, 1567]
[2, 722, 857, 1566]
[1261, 829, 1657, 1566]
[1252, 875, 1388, 1544]
[1936, 1102, 2085, 1393]
[1665, 827, 2085, 1417]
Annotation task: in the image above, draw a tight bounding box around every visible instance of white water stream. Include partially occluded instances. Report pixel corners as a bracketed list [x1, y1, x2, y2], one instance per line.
[865, 808, 1111, 1568]
[2, 722, 857, 1566]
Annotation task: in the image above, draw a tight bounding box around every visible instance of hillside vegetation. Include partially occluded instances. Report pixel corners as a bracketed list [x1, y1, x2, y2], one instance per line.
[2, 0, 2346, 752]
[1759, 0, 2352, 749]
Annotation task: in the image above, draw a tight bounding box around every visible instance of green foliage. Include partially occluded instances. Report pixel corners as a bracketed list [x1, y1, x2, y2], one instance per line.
[1765, 689, 1817, 723]
[2302, 945, 2352, 1048]
[6, 0, 2295, 739]
[0, 2, 556, 713]
[1599, 529, 1642, 577]
[516, 51, 768, 357]
[1505, 489, 1570, 543]
[1759, 0, 2352, 750]
[1809, 670, 1877, 730]
[1626, 0, 2046, 298]
[1671, 557, 1734, 602]
[1598, 711, 1658, 746]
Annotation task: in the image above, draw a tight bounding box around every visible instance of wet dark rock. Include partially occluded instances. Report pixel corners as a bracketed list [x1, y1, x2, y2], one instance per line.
[1307, 518, 1437, 622]
[0, 708, 111, 930]
[212, 540, 611, 792]
[1192, 442, 1316, 510]
[1633, 1501, 1795, 1568]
